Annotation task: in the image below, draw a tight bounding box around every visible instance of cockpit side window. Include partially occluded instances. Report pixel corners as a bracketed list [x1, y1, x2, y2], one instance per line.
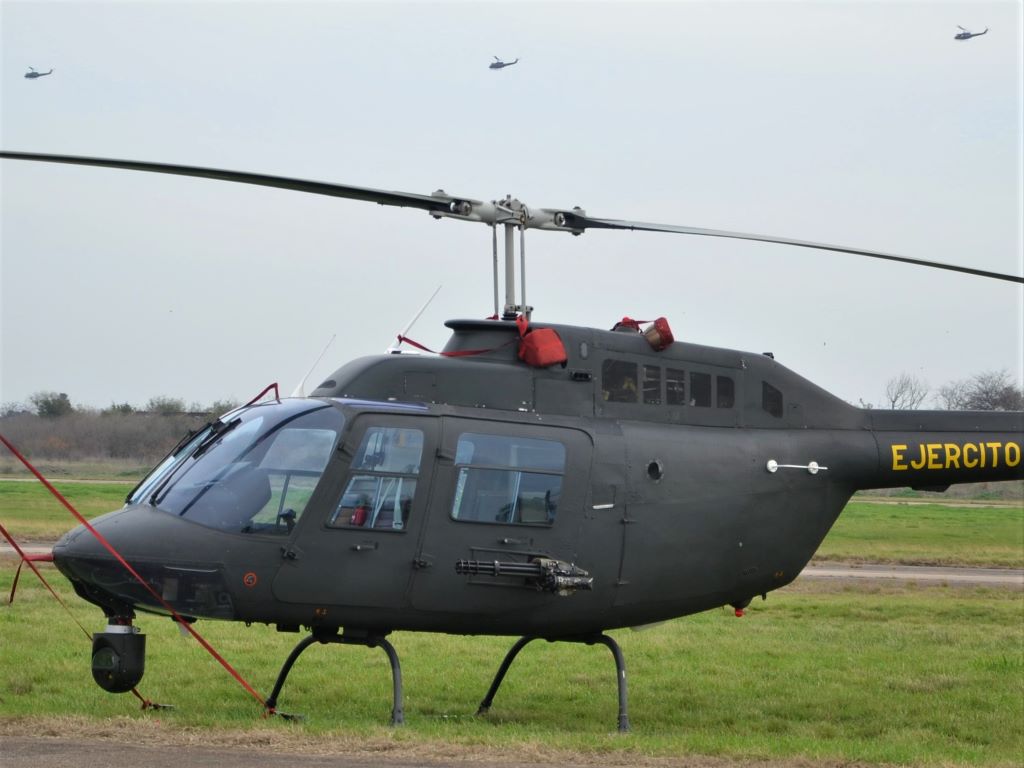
[236, 426, 337, 534]
[450, 433, 565, 525]
[328, 427, 424, 531]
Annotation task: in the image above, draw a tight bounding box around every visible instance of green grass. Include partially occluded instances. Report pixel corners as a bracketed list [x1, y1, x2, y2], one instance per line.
[0, 480, 134, 541]
[2, 480, 1022, 764]
[1, 570, 1021, 766]
[818, 500, 1024, 568]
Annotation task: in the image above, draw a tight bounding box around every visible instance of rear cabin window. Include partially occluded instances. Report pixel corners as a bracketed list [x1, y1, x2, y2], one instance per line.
[666, 368, 687, 405]
[763, 382, 784, 418]
[642, 365, 661, 404]
[603, 364, 736, 411]
[716, 376, 735, 408]
[691, 372, 712, 407]
[329, 427, 424, 531]
[451, 433, 565, 525]
[602, 360, 638, 403]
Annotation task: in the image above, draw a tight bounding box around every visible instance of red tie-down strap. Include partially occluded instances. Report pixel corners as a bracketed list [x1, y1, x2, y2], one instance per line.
[0, 433, 266, 711]
[2, 522, 59, 607]
[611, 316, 675, 350]
[395, 334, 516, 357]
[611, 317, 647, 332]
[397, 316, 566, 367]
[2, 529, 54, 605]
[243, 382, 280, 407]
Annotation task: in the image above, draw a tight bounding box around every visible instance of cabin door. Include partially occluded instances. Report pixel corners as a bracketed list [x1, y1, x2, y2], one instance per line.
[272, 413, 438, 608]
[410, 417, 592, 615]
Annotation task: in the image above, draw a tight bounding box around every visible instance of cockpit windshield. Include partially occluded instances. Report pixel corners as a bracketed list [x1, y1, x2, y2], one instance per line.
[134, 399, 344, 534]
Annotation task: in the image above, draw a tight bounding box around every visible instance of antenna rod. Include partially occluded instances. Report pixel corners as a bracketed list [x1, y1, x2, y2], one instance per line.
[503, 221, 516, 318]
[520, 225, 528, 320]
[491, 224, 499, 317]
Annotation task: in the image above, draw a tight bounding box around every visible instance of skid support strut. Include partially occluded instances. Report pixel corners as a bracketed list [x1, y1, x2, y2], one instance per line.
[476, 634, 629, 732]
[265, 628, 404, 725]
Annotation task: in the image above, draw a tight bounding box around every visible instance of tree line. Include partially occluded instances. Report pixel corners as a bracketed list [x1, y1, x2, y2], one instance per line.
[2, 392, 240, 419]
[0, 393, 241, 464]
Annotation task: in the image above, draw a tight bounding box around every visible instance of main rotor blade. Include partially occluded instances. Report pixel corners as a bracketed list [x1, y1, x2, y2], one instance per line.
[566, 214, 1024, 284]
[0, 151, 465, 215]
[4, 151, 1020, 284]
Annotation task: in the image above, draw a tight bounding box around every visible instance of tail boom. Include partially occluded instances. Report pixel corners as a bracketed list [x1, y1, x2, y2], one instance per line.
[864, 410, 1024, 491]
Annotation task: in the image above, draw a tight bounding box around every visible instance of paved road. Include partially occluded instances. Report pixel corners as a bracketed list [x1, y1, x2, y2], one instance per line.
[1, 734, 626, 768]
[799, 560, 1024, 587]
[0, 732, 784, 768]
[0, 731, 730, 768]
[1, 735, 601, 768]
[2, 737, 405, 768]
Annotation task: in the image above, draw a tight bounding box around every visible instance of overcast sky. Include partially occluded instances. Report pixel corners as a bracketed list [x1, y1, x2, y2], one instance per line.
[2, 0, 1021, 412]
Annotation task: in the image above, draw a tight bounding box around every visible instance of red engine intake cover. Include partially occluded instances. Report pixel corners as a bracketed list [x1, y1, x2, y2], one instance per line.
[643, 317, 674, 351]
[518, 327, 567, 367]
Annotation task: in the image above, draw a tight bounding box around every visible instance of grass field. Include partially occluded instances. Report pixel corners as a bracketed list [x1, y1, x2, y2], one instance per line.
[0, 480, 135, 542]
[0, 569, 1021, 766]
[1, 479, 1022, 765]
[816, 499, 1024, 568]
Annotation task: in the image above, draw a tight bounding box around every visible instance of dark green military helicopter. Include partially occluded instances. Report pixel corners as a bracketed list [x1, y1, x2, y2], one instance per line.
[2, 151, 1023, 731]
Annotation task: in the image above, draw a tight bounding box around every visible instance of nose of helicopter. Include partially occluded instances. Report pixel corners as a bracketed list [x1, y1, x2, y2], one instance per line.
[52, 504, 238, 620]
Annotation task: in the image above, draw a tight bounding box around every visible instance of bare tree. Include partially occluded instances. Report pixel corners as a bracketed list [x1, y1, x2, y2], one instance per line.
[936, 370, 1024, 411]
[934, 378, 970, 410]
[884, 373, 929, 410]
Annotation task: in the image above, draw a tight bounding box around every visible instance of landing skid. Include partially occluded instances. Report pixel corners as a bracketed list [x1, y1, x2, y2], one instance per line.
[265, 628, 404, 725]
[477, 634, 630, 732]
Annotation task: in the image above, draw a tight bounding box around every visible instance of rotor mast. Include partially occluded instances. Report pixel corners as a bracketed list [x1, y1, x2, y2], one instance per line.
[493, 196, 530, 320]
[429, 189, 586, 321]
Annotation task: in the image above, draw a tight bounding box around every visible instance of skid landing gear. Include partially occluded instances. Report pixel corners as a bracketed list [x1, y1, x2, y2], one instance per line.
[264, 628, 404, 725]
[477, 634, 630, 732]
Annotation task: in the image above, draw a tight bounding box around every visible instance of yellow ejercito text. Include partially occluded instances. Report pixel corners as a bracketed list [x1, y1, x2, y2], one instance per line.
[890, 441, 1022, 471]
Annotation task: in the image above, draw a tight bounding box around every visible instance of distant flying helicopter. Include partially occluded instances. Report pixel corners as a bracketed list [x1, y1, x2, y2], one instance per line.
[954, 26, 988, 40]
[24, 67, 54, 79]
[489, 56, 519, 69]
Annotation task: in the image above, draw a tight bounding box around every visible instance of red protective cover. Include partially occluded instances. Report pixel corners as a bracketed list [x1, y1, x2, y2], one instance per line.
[518, 327, 567, 367]
[644, 317, 674, 350]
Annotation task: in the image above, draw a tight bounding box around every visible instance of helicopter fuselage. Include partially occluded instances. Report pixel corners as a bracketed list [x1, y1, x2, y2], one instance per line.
[53, 318, 1024, 639]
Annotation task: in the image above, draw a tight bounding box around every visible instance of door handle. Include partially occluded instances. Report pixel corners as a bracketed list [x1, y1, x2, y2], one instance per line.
[351, 541, 379, 552]
[413, 552, 434, 569]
